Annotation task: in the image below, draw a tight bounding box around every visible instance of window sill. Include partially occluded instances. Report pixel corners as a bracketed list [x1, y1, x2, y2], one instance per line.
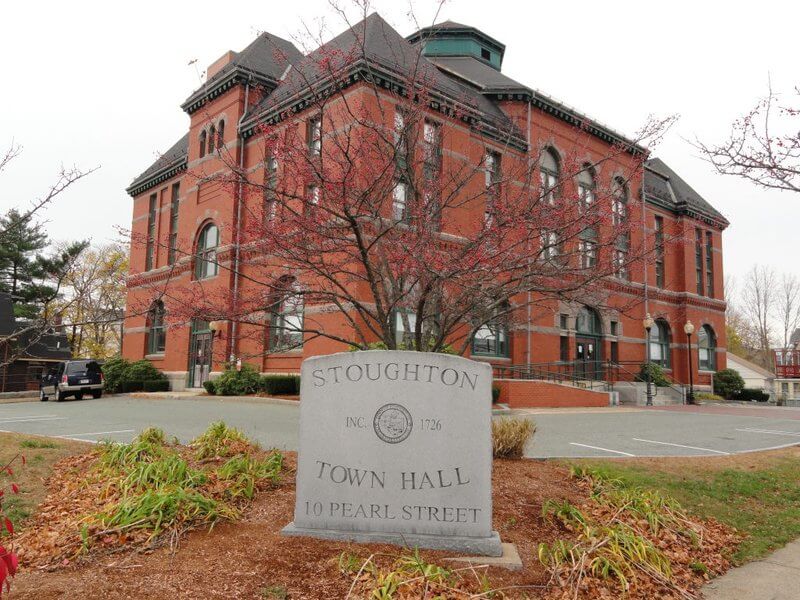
[470, 355, 511, 362]
[268, 349, 304, 356]
[145, 353, 165, 360]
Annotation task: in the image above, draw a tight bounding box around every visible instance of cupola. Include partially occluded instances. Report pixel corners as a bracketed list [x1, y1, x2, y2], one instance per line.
[406, 21, 505, 71]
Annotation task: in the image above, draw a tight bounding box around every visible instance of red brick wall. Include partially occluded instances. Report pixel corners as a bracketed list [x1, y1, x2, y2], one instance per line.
[494, 379, 610, 408]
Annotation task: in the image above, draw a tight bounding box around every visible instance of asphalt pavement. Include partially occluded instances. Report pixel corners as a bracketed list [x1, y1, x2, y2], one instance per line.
[1, 396, 799, 458]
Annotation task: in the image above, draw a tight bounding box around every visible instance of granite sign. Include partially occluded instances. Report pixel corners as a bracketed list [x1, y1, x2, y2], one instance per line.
[282, 350, 502, 556]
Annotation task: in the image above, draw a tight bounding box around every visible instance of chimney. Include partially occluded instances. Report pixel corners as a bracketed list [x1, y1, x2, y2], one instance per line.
[207, 50, 237, 80]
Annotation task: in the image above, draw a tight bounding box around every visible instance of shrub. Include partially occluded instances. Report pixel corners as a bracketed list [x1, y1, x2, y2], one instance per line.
[213, 364, 261, 396]
[637, 362, 670, 387]
[736, 388, 770, 402]
[101, 356, 131, 393]
[102, 358, 168, 394]
[492, 417, 535, 458]
[143, 380, 170, 392]
[694, 392, 724, 402]
[260, 374, 301, 395]
[491, 385, 501, 403]
[713, 368, 745, 399]
[203, 380, 217, 395]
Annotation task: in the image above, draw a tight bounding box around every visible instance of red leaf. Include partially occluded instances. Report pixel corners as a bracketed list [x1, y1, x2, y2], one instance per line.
[0, 490, 4, 498]
[20, 456, 25, 466]
[0, 550, 17, 577]
[3, 519, 12, 535]
[9, 485, 17, 495]
[4, 468, 10, 477]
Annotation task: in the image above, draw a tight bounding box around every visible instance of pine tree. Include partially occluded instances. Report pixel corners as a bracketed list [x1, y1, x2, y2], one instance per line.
[0, 208, 87, 318]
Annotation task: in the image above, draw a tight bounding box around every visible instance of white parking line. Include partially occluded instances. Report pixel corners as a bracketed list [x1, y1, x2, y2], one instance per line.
[737, 428, 800, 437]
[633, 438, 729, 455]
[55, 429, 135, 440]
[570, 443, 635, 457]
[0, 417, 66, 424]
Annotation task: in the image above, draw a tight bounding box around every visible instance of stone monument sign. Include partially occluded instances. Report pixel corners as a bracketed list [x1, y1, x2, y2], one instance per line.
[282, 350, 502, 556]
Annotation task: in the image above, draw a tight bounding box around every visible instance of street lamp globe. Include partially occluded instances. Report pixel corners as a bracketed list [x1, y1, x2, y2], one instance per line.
[643, 313, 655, 331]
[684, 320, 695, 336]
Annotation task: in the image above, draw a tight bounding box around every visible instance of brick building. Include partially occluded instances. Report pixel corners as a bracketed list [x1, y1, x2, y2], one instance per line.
[123, 15, 728, 402]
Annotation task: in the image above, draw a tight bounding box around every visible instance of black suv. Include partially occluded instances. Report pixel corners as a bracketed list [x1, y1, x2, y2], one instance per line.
[40, 359, 104, 402]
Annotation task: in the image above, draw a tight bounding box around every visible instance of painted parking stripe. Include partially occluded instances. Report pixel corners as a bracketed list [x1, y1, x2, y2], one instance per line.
[0, 417, 66, 424]
[55, 429, 135, 439]
[632, 438, 729, 455]
[736, 428, 800, 437]
[570, 443, 635, 457]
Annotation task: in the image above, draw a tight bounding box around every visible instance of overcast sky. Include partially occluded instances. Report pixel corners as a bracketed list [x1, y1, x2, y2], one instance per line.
[1, 0, 797, 290]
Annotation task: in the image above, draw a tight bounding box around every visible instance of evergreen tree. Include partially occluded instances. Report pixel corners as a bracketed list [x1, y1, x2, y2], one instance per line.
[0, 208, 87, 318]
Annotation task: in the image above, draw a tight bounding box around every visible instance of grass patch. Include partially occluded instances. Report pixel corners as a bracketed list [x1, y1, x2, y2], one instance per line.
[20, 439, 58, 449]
[572, 450, 800, 565]
[191, 421, 254, 460]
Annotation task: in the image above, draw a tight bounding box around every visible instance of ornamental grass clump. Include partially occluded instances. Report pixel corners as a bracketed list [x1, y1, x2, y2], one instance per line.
[191, 421, 254, 460]
[491, 417, 535, 458]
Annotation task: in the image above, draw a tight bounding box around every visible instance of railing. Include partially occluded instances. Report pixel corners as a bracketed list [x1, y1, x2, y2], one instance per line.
[776, 364, 800, 378]
[493, 360, 688, 400]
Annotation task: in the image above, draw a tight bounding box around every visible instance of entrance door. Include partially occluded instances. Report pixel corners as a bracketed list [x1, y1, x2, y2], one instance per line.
[189, 331, 213, 388]
[575, 336, 601, 380]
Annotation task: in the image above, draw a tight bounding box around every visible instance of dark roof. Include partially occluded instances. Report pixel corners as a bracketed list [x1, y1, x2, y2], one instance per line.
[644, 158, 728, 226]
[428, 56, 530, 94]
[0, 293, 71, 360]
[182, 32, 303, 112]
[245, 13, 518, 138]
[127, 133, 189, 195]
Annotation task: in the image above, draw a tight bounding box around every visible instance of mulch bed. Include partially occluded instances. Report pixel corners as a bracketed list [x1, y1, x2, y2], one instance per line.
[10, 453, 736, 599]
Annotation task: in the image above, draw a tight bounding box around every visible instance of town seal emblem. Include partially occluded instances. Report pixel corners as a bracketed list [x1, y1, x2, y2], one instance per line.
[373, 403, 413, 444]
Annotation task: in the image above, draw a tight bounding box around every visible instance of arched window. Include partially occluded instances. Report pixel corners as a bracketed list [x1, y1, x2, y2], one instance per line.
[649, 319, 671, 368]
[146, 301, 166, 355]
[194, 223, 219, 280]
[217, 120, 225, 148]
[270, 282, 304, 351]
[208, 125, 216, 153]
[199, 131, 207, 158]
[698, 325, 716, 371]
[472, 305, 510, 358]
[576, 306, 602, 335]
[612, 177, 628, 225]
[539, 148, 559, 204]
[577, 165, 596, 212]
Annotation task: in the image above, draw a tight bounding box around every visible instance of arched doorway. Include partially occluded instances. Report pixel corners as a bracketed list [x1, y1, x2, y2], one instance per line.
[575, 306, 602, 380]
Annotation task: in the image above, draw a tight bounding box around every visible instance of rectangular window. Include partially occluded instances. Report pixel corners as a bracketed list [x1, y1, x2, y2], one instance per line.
[614, 245, 628, 280]
[305, 184, 320, 215]
[394, 310, 417, 347]
[540, 230, 559, 262]
[264, 156, 278, 221]
[394, 108, 407, 169]
[392, 181, 408, 221]
[578, 182, 595, 214]
[610, 321, 619, 336]
[579, 238, 597, 269]
[484, 150, 501, 223]
[145, 193, 157, 271]
[167, 183, 180, 265]
[307, 116, 322, 156]
[695, 228, 704, 295]
[610, 341, 619, 363]
[654, 216, 665, 288]
[540, 169, 557, 205]
[560, 336, 569, 361]
[559, 314, 569, 330]
[705, 231, 714, 297]
[423, 120, 442, 172]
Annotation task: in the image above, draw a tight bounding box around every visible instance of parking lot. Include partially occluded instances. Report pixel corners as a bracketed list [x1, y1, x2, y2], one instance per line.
[1, 395, 799, 458]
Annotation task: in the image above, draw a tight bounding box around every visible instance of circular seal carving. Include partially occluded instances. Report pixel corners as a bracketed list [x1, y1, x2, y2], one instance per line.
[373, 403, 413, 444]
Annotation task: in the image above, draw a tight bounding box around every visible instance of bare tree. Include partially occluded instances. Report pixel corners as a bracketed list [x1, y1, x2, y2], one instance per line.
[694, 82, 800, 194]
[740, 264, 777, 367]
[775, 273, 800, 348]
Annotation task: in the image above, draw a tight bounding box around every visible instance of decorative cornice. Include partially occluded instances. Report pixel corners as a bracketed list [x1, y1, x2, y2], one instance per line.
[181, 67, 277, 115]
[126, 160, 187, 198]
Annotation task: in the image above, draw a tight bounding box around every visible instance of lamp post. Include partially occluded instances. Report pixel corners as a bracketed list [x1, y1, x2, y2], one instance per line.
[684, 320, 695, 404]
[643, 313, 655, 406]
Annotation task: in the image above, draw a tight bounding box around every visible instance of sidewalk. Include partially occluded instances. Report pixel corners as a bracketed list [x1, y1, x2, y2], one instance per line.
[703, 539, 800, 599]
